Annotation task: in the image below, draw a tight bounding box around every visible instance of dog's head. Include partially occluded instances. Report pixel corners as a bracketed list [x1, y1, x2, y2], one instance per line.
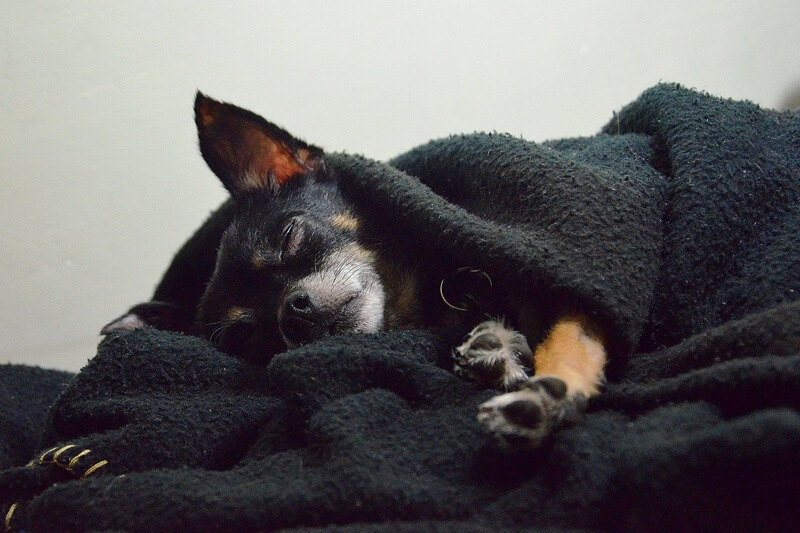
[193, 93, 385, 362]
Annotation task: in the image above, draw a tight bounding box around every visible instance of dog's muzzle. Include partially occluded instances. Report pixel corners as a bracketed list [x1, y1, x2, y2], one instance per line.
[279, 290, 338, 346]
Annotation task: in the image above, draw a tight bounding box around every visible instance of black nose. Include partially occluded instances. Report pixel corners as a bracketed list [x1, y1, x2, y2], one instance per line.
[286, 291, 313, 318]
[280, 291, 326, 345]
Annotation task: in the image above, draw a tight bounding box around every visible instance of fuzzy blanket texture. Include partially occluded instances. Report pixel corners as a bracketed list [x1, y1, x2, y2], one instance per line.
[2, 84, 799, 532]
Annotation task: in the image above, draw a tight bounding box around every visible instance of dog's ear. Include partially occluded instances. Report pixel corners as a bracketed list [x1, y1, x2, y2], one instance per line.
[101, 301, 195, 335]
[194, 92, 324, 195]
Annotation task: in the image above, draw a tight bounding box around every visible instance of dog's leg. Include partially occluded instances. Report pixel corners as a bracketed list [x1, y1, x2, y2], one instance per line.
[476, 315, 607, 447]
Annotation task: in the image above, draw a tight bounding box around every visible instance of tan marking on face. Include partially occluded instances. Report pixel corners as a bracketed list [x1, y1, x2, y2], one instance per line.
[330, 211, 360, 232]
[251, 250, 268, 269]
[374, 254, 422, 329]
[225, 307, 249, 322]
[385, 268, 420, 328]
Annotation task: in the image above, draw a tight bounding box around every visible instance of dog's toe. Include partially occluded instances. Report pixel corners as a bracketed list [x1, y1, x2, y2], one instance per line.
[453, 320, 532, 390]
[478, 375, 585, 448]
[525, 375, 567, 399]
[478, 389, 551, 447]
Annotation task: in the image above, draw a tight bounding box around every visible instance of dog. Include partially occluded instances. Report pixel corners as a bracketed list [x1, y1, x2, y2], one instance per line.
[103, 93, 608, 447]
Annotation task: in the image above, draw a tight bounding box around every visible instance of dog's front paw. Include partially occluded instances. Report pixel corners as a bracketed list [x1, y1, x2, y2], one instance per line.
[453, 320, 533, 391]
[477, 376, 586, 448]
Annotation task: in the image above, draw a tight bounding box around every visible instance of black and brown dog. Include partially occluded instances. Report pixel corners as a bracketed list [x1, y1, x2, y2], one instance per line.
[104, 93, 608, 446]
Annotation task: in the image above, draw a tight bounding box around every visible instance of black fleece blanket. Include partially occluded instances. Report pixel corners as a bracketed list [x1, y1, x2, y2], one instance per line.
[2, 84, 799, 532]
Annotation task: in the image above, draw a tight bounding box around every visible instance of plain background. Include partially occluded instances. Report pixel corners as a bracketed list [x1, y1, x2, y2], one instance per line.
[2, 1, 799, 372]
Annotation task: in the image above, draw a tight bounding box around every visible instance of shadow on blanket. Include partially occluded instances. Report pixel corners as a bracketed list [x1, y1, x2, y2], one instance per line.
[2, 84, 799, 532]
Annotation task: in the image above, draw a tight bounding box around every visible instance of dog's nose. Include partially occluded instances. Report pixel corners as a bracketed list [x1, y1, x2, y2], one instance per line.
[280, 291, 328, 345]
[286, 291, 313, 318]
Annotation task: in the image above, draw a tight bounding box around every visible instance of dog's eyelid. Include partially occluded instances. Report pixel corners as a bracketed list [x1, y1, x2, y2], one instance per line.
[280, 217, 304, 260]
[281, 219, 296, 239]
[220, 319, 256, 350]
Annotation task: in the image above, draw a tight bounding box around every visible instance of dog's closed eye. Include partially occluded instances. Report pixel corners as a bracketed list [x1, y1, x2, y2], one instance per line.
[280, 217, 303, 261]
[219, 320, 255, 353]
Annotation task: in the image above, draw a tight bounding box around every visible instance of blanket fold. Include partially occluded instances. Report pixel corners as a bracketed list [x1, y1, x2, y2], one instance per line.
[2, 83, 798, 532]
[331, 131, 664, 359]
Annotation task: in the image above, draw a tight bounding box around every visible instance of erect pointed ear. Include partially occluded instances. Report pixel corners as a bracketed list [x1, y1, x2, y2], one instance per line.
[194, 92, 325, 195]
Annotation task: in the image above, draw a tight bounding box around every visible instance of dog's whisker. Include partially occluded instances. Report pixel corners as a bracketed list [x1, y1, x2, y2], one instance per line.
[209, 322, 229, 344]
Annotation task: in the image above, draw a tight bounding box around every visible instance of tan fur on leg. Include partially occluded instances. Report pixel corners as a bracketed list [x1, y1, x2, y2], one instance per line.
[533, 315, 607, 397]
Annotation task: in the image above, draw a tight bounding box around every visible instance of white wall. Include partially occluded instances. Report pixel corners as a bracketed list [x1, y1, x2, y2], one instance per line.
[2, 1, 799, 372]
